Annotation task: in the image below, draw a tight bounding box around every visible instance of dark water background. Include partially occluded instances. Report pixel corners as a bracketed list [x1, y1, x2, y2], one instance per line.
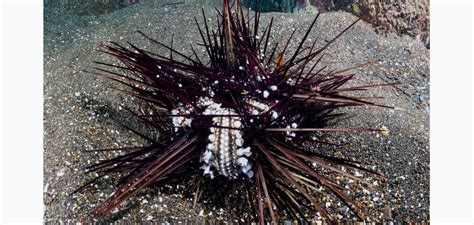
[43, 0, 430, 50]
[43, 0, 342, 16]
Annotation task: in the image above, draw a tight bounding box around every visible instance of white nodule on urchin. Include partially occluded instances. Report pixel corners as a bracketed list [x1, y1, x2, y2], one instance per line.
[233, 120, 242, 128]
[203, 150, 213, 162]
[184, 118, 193, 127]
[263, 90, 269, 98]
[269, 85, 277, 91]
[241, 163, 252, 173]
[271, 110, 278, 119]
[170, 107, 193, 129]
[246, 99, 270, 115]
[207, 143, 214, 151]
[237, 157, 248, 166]
[237, 147, 251, 157]
[236, 138, 244, 147]
[208, 134, 216, 142]
[201, 164, 211, 174]
[245, 170, 254, 178]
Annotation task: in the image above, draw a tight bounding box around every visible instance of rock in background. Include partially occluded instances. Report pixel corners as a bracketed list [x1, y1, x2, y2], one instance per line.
[289, 0, 430, 48]
[355, 0, 430, 48]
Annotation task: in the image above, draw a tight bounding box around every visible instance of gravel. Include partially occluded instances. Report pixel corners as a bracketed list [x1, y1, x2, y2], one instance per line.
[44, 1, 429, 223]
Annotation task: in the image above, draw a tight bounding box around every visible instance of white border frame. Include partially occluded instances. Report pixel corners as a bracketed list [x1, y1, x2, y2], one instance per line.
[0, 0, 473, 223]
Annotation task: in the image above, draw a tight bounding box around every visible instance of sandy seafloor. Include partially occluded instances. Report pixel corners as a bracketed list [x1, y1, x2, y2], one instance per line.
[44, 1, 429, 223]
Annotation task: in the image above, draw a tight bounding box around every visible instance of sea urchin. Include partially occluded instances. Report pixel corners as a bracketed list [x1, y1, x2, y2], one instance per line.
[77, 0, 393, 223]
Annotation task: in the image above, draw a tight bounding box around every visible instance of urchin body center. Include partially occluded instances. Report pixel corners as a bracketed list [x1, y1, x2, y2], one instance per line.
[171, 97, 256, 179]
